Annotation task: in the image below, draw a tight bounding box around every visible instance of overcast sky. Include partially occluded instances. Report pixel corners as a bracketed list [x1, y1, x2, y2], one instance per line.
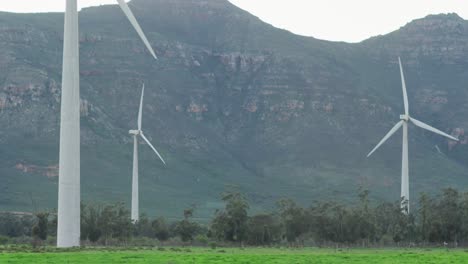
[0, 0, 467, 42]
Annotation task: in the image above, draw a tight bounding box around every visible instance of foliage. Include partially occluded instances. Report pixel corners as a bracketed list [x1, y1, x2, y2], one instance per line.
[152, 217, 170, 243]
[211, 191, 249, 244]
[31, 212, 49, 241]
[246, 213, 281, 245]
[174, 207, 200, 243]
[4, 188, 468, 247]
[133, 214, 153, 238]
[277, 199, 309, 244]
[0, 213, 34, 238]
[0, 235, 8, 245]
[80, 202, 132, 244]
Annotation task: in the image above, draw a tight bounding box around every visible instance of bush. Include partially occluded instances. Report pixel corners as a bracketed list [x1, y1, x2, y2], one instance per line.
[195, 234, 209, 246]
[130, 237, 158, 247]
[209, 241, 217, 249]
[10, 236, 33, 245]
[0, 235, 8, 245]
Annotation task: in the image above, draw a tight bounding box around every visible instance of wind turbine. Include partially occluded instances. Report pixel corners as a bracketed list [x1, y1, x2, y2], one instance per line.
[367, 57, 458, 214]
[58, 0, 157, 248]
[129, 84, 166, 222]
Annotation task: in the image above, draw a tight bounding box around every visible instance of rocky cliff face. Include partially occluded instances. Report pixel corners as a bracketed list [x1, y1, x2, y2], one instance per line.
[364, 13, 468, 63]
[0, 1, 468, 217]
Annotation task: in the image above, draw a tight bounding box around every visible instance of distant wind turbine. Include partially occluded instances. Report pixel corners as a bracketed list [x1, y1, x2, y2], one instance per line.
[367, 57, 458, 214]
[129, 84, 166, 222]
[57, 0, 157, 248]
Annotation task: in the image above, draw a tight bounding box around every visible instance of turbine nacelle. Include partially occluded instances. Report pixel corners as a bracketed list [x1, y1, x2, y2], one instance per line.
[400, 114, 410, 122]
[129, 129, 141, 136]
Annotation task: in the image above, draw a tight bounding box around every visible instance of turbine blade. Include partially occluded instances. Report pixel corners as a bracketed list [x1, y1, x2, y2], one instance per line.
[140, 133, 166, 165]
[137, 84, 144, 130]
[410, 118, 459, 141]
[367, 121, 404, 157]
[116, 0, 157, 59]
[399, 57, 409, 116]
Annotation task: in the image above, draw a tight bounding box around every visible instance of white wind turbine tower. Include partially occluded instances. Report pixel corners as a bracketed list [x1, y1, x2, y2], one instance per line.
[367, 57, 458, 214]
[58, 0, 157, 248]
[129, 84, 166, 222]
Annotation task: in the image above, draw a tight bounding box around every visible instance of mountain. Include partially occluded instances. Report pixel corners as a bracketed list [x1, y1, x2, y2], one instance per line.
[0, 0, 467, 219]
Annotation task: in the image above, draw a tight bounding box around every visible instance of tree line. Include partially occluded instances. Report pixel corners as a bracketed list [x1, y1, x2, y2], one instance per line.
[1, 187, 468, 247]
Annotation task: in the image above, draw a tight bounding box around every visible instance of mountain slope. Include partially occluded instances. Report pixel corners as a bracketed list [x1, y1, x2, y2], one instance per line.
[0, 1, 467, 218]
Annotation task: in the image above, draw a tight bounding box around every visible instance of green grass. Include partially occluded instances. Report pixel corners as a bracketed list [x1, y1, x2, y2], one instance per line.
[1, 247, 468, 263]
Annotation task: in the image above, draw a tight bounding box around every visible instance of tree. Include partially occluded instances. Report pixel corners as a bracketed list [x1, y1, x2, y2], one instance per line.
[277, 199, 308, 244]
[152, 217, 170, 243]
[81, 202, 133, 245]
[247, 213, 281, 245]
[211, 191, 250, 244]
[175, 207, 199, 243]
[210, 210, 230, 241]
[418, 193, 432, 242]
[460, 192, 468, 243]
[355, 188, 376, 244]
[392, 200, 416, 244]
[81, 203, 102, 243]
[374, 202, 398, 244]
[438, 188, 461, 243]
[48, 210, 58, 237]
[32, 212, 49, 241]
[134, 213, 153, 238]
[0, 213, 33, 238]
[223, 191, 249, 243]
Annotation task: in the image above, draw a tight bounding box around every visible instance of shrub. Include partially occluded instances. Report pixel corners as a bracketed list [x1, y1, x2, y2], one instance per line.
[0, 235, 8, 245]
[195, 234, 209, 246]
[209, 241, 217, 250]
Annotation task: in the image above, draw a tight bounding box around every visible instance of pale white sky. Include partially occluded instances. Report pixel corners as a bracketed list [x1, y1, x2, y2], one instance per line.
[0, 0, 467, 42]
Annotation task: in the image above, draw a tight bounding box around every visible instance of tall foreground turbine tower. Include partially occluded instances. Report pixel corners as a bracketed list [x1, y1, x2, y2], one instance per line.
[57, 0, 157, 248]
[57, 0, 80, 248]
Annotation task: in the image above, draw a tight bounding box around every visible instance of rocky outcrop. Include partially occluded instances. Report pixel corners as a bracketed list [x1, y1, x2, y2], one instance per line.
[15, 163, 59, 178]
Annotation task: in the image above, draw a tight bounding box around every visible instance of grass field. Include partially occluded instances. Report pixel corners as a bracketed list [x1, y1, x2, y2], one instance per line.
[1, 247, 468, 263]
